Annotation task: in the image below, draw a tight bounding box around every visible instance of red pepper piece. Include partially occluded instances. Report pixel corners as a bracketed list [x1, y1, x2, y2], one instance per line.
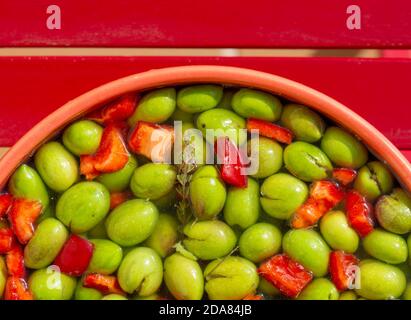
[4, 276, 33, 300]
[346, 189, 375, 237]
[332, 168, 357, 186]
[80, 155, 101, 180]
[0, 194, 13, 218]
[128, 121, 174, 163]
[0, 227, 14, 254]
[258, 254, 313, 298]
[247, 118, 293, 144]
[88, 93, 137, 125]
[83, 273, 125, 295]
[110, 191, 132, 210]
[292, 180, 345, 229]
[243, 294, 264, 300]
[329, 251, 359, 291]
[8, 198, 42, 245]
[215, 137, 247, 188]
[6, 243, 25, 278]
[54, 234, 94, 277]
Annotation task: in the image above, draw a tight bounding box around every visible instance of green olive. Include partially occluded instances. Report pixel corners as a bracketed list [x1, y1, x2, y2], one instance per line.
[280, 104, 325, 142]
[105, 199, 159, 247]
[74, 279, 103, 300]
[34, 142, 79, 192]
[88, 239, 123, 274]
[24, 218, 69, 269]
[164, 253, 204, 300]
[363, 229, 407, 264]
[171, 108, 195, 123]
[248, 137, 283, 179]
[402, 283, 411, 300]
[217, 90, 234, 109]
[130, 163, 176, 200]
[258, 277, 280, 297]
[101, 294, 128, 300]
[97, 155, 138, 192]
[232, 88, 282, 121]
[56, 182, 110, 234]
[260, 173, 308, 220]
[0, 257, 6, 299]
[339, 291, 357, 300]
[151, 189, 177, 211]
[297, 278, 339, 300]
[321, 127, 368, 169]
[62, 120, 103, 156]
[177, 85, 223, 113]
[87, 219, 108, 239]
[284, 142, 333, 182]
[117, 247, 163, 296]
[128, 88, 176, 125]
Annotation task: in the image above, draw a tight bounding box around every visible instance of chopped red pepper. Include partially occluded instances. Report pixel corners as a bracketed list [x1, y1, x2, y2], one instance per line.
[0, 194, 13, 218]
[110, 191, 132, 210]
[128, 121, 174, 163]
[87, 93, 137, 125]
[247, 118, 293, 144]
[8, 198, 42, 245]
[80, 155, 101, 180]
[329, 251, 359, 291]
[54, 234, 94, 277]
[83, 273, 125, 295]
[4, 276, 33, 300]
[0, 227, 14, 254]
[292, 180, 345, 229]
[6, 243, 25, 278]
[243, 294, 264, 300]
[332, 168, 357, 186]
[215, 137, 247, 188]
[258, 254, 313, 298]
[346, 189, 375, 237]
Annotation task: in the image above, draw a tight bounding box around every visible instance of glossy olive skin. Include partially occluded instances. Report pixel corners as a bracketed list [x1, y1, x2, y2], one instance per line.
[248, 137, 283, 179]
[74, 280, 103, 300]
[375, 188, 411, 234]
[130, 163, 176, 200]
[204, 256, 259, 300]
[321, 126, 368, 169]
[0, 257, 6, 299]
[320, 211, 359, 253]
[144, 213, 179, 258]
[88, 239, 123, 274]
[284, 141, 333, 182]
[339, 291, 357, 300]
[34, 141, 79, 193]
[164, 253, 204, 300]
[260, 173, 308, 220]
[97, 155, 138, 192]
[56, 182, 110, 233]
[281, 104, 325, 143]
[8, 164, 50, 211]
[363, 229, 408, 264]
[87, 220, 108, 239]
[117, 247, 163, 296]
[151, 189, 177, 211]
[354, 161, 394, 202]
[239, 223, 282, 263]
[402, 283, 411, 300]
[258, 277, 280, 297]
[297, 278, 339, 300]
[62, 120, 103, 156]
[232, 88, 282, 122]
[177, 85, 223, 113]
[105, 199, 159, 247]
[183, 220, 237, 260]
[355, 260, 406, 300]
[171, 108, 195, 123]
[102, 294, 128, 300]
[216, 90, 234, 109]
[190, 166, 226, 220]
[224, 178, 260, 229]
[29, 267, 77, 300]
[283, 229, 330, 277]
[24, 218, 69, 269]
[128, 88, 176, 125]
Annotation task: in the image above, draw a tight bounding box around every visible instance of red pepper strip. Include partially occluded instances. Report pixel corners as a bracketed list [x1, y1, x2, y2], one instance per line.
[215, 137, 247, 188]
[292, 180, 345, 229]
[243, 294, 264, 300]
[128, 121, 174, 163]
[346, 189, 375, 237]
[80, 155, 100, 180]
[6, 243, 25, 278]
[0, 227, 14, 254]
[4, 276, 33, 300]
[0, 194, 13, 218]
[329, 251, 359, 291]
[247, 118, 293, 144]
[8, 198, 42, 245]
[110, 191, 132, 210]
[54, 235, 94, 277]
[83, 273, 125, 295]
[258, 254, 313, 298]
[332, 168, 357, 186]
[87, 93, 137, 125]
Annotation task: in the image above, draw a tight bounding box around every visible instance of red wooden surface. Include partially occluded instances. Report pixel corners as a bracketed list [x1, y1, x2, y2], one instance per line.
[1, 0, 411, 48]
[0, 57, 410, 154]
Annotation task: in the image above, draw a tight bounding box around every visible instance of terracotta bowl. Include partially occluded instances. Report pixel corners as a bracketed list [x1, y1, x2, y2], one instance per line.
[0, 65, 410, 192]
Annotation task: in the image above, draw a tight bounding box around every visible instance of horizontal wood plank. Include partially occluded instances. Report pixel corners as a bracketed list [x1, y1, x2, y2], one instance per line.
[0, 0, 411, 48]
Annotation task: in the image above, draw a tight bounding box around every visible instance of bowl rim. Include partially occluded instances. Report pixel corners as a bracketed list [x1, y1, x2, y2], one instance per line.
[0, 65, 410, 192]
